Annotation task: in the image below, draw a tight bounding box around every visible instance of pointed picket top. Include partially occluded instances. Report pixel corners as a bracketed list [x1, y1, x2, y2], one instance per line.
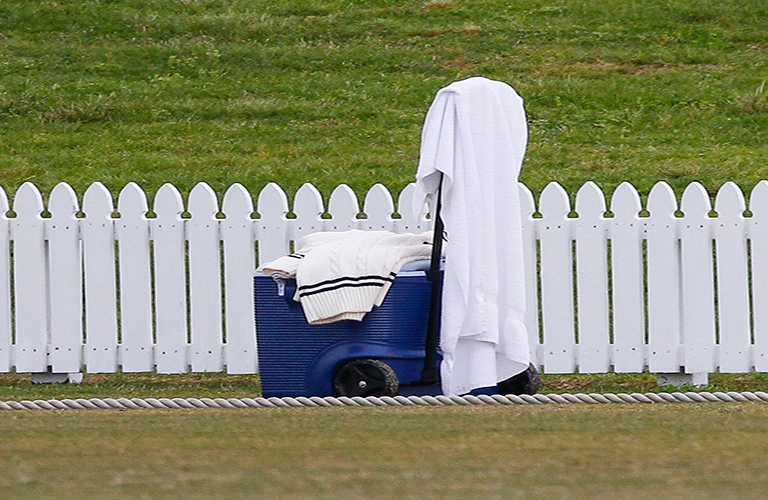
[538, 182, 571, 221]
[680, 181, 712, 221]
[327, 184, 360, 230]
[749, 180, 768, 218]
[610, 182, 642, 222]
[82, 182, 115, 219]
[117, 182, 150, 222]
[48, 182, 80, 221]
[363, 183, 395, 230]
[153, 183, 185, 220]
[222, 183, 254, 221]
[328, 184, 360, 215]
[518, 182, 536, 220]
[363, 183, 394, 216]
[575, 181, 606, 221]
[188, 182, 220, 219]
[397, 183, 417, 216]
[395, 183, 425, 232]
[646, 181, 678, 220]
[575, 181, 606, 212]
[257, 182, 289, 223]
[12, 182, 45, 221]
[714, 181, 746, 222]
[292, 183, 325, 230]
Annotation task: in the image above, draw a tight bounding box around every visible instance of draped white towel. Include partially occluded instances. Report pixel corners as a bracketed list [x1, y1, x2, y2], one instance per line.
[414, 77, 531, 396]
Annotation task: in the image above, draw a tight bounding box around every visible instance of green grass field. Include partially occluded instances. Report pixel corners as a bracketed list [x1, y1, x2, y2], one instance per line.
[2, 1, 768, 497]
[3, 403, 768, 499]
[1, 0, 767, 199]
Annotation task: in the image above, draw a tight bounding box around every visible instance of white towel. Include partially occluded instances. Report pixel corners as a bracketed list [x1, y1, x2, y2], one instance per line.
[415, 77, 531, 395]
[262, 230, 433, 324]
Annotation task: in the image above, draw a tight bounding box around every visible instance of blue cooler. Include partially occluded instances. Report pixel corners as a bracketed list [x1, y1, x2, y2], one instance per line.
[254, 266, 441, 398]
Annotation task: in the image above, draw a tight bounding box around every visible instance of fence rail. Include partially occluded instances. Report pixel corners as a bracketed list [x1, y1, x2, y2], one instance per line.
[0, 179, 766, 379]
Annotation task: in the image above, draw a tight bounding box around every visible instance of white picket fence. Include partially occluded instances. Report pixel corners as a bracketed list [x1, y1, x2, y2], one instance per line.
[1, 179, 767, 381]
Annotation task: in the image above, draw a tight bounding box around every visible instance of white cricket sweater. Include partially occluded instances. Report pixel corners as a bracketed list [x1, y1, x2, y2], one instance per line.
[261, 230, 433, 324]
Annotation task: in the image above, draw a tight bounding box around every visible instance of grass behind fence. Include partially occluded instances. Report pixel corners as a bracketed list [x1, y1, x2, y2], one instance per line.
[1, 0, 767, 200]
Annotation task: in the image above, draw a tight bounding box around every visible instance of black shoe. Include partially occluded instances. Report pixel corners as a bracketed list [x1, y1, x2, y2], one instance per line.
[497, 363, 541, 395]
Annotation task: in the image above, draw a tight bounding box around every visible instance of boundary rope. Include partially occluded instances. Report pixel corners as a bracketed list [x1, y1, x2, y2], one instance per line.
[2, 391, 768, 410]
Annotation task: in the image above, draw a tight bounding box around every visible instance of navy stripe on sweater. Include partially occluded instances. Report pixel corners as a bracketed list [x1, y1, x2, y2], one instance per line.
[297, 273, 396, 298]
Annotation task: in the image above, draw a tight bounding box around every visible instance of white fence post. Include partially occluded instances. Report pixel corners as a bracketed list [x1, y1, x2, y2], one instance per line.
[679, 182, 716, 377]
[609, 182, 645, 372]
[187, 183, 224, 372]
[538, 182, 575, 373]
[221, 183, 258, 374]
[47, 182, 83, 374]
[574, 181, 610, 373]
[646, 182, 682, 374]
[153, 183, 188, 373]
[82, 183, 119, 373]
[12, 183, 48, 373]
[714, 182, 751, 372]
[116, 182, 154, 372]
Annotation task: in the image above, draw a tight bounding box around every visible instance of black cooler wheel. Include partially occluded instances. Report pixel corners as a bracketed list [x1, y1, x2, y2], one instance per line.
[497, 363, 542, 395]
[333, 359, 399, 397]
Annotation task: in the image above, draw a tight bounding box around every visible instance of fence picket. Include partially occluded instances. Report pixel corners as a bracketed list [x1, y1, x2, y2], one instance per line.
[714, 182, 751, 372]
[47, 183, 82, 373]
[153, 183, 188, 373]
[256, 182, 290, 266]
[680, 182, 717, 374]
[610, 182, 645, 372]
[518, 183, 540, 367]
[395, 183, 427, 234]
[188, 183, 224, 372]
[2, 180, 768, 379]
[646, 182, 682, 373]
[292, 183, 326, 243]
[363, 184, 396, 232]
[574, 182, 610, 373]
[116, 183, 154, 372]
[750, 181, 768, 371]
[82, 183, 119, 373]
[12, 183, 49, 372]
[538, 182, 575, 373]
[327, 184, 360, 232]
[221, 184, 258, 373]
[0, 187, 11, 372]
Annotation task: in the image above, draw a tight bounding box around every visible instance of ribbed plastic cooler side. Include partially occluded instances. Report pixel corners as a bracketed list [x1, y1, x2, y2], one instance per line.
[254, 272, 433, 397]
